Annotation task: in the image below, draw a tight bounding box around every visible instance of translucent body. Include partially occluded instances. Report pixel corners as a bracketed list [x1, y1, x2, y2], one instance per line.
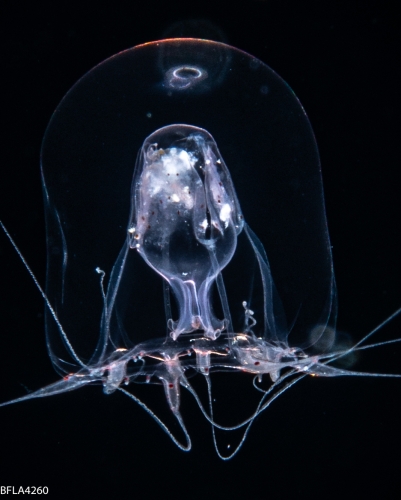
[129, 125, 243, 339]
[1, 39, 400, 459]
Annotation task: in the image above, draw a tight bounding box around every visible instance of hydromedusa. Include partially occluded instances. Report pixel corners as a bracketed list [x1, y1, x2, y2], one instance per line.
[1, 39, 400, 460]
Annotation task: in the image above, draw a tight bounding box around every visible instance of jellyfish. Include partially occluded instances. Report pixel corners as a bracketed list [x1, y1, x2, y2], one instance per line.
[1, 39, 400, 459]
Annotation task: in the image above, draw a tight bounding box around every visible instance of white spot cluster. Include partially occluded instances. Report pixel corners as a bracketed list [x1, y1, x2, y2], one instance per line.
[142, 148, 196, 210]
[205, 151, 232, 227]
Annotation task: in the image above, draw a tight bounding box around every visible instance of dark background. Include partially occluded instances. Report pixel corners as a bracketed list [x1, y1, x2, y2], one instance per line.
[1, 1, 400, 498]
